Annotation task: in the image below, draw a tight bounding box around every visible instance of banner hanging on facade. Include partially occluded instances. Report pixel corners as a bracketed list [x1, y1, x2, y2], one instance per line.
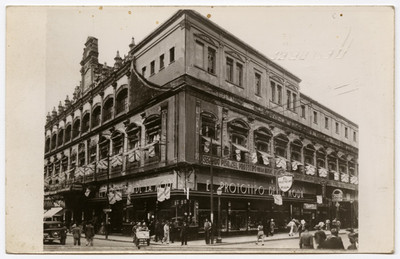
[316, 195, 323, 204]
[273, 194, 283, 205]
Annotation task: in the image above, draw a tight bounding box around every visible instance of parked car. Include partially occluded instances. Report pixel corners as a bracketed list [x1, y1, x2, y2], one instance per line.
[43, 221, 63, 244]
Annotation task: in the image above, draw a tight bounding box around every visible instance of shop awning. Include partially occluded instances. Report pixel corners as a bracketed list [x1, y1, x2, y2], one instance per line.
[43, 207, 63, 218]
[201, 136, 221, 145]
[231, 143, 250, 153]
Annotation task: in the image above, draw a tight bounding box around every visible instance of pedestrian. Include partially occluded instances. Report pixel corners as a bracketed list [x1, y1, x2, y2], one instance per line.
[263, 219, 270, 237]
[60, 223, 67, 245]
[256, 222, 264, 245]
[325, 219, 331, 231]
[71, 223, 81, 246]
[204, 219, 212, 244]
[298, 219, 306, 237]
[287, 219, 297, 236]
[155, 220, 162, 242]
[180, 221, 188, 246]
[170, 219, 178, 243]
[347, 232, 358, 250]
[162, 221, 170, 244]
[299, 224, 314, 249]
[319, 228, 345, 249]
[149, 218, 155, 241]
[269, 219, 276, 237]
[332, 218, 337, 229]
[84, 221, 95, 246]
[132, 222, 138, 244]
[336, 220, 341, 231]
[314, 225, 327, 249]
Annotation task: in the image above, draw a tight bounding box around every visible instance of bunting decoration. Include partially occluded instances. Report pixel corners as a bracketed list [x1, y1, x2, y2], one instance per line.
[183, 186, 190, 200]
[251, 152, 258, 164]
[85, 188, 91, 197]
[273, 194, 283, 205]
[58, 172, 65, 182]
[97, 159, 108, 170]
[258, 151, 271, 165]
[204, 141, 210, 153]
[333, 171, 340, 181]
[86, 162, 95, 174]
[75, 167, 84, 177]
[341, 173, 349, 183]
[350, 175, 358, 184]
[318, 168, 328, 178]
[305, 164, 316, 176]
[111, 154, 123, 167]
[291, 161, 302, 171]
[148, 145, 156, 158]
[276, 156, 287, 170]
[108, 189, 122, 205]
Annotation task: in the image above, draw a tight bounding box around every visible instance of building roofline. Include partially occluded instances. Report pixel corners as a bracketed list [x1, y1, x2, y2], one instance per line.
[131, 9, 301, 83]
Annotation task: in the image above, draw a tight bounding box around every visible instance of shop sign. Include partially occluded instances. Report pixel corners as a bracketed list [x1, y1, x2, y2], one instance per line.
[332, 189, 343, 202]
[201, 155, 272, 174]
[277, 175, 293, 192]
[303, 203, 317, 210]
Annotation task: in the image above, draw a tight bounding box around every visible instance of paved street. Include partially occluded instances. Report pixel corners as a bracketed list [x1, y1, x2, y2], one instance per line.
[44, 231, 353, 253]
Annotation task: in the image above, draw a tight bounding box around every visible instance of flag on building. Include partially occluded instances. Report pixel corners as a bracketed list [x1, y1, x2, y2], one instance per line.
[126, 149, 136, 162]
[85, 188, 91, 197]
[341, 173, 349, 182]
[115, 190, 122, 201]
[305, 164, 316, 176]
[276, 156, 287, 170]
[251, 152, 258, 164]
[316, 195, 323, 204]
[273, 194, 283, 205]
[291, 161, 302, 171]
[148, 145, 156, 158]
[318, 168, 328, 177]
[183, 186, 190, 200]
[235, 149, 241, 161]
[75, 167, 84, 177]
[157, 187, 166, 202]
[204, 141, 210, 153]
[333, 171, 340, 181]
[350, 175, 358, 184]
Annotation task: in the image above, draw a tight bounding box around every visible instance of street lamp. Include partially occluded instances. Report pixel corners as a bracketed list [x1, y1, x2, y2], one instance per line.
[216, 188, 222, 243]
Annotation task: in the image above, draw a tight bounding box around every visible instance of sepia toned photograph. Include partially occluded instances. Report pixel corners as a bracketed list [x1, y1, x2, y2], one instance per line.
[5, 5, 395, 255]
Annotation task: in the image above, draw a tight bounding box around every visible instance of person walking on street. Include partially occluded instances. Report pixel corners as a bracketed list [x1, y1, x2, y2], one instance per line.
[170, 219, 178, 243]
[269, 219, 276, 237]
[60, 223, 67, 245]
[155, 220, 162, 242]
[320, 228, 345, 250]
[180, 221, 188, 246]
[347, 232, 358, 250]
[84, 221, 95, 246]
[287, 219, 297, 236]
[162, 221, 170, 244]
[325, 219, 331, 231]
[314, 225, 327, 249]
[298, 219, 306, 237]
[299, 224, 314, 249]
[71, 223, 81, 246]
[263, 219, 270, 237]
[256, 222, 264, 245]
[204, 219, 212, 244]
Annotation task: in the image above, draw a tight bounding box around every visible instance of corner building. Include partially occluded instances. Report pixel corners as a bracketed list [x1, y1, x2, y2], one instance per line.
[44, 10, 358, 237]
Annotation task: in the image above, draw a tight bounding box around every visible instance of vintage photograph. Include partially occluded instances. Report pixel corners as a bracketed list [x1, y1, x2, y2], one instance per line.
[5, 5, 395, 254]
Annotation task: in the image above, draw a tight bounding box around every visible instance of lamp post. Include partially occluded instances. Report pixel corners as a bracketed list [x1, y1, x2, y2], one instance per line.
[210, 137, 214, 244]
[216, 188, 222, 243]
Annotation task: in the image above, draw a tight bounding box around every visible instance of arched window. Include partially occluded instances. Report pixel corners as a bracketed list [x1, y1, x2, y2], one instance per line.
[304, 144, 315, 165]
[78, 143, 86, 167]
[201, 112, 219, 156]
[254, 127, 272, 165]
[127, 123, 141, 150]
[45, 137, 51, 153]
[99, 136, 110, 160]
[61, 154, 68, 173]
[89, 140, 97, 163]
[290, 139, 302, 162]
[228, 119, 249, 162]
[115, 88, 128, 115]
[65, 124, 72, 143]
[51, 134, 57, 150]
[72, 119, 80, 139]
[348, 158, 355, 176]
[112, 131, 124, 155]
[274, 134, 289, 158]
[92, 106, 101, 128]
[81, 113, 90, 133]
[70, 150, 77, 169]
[144, 115, 161, 160]
[316, 148, 326, 168]
[57, 129, 64, 147]
[103, 98, 114, 122]
[327, 152, 338, 180]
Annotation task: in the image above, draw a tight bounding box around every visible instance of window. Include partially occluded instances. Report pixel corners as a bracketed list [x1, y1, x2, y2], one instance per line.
[112, 131, 124, 156]
[91, 106, 101, 128]
[325, 117, 329, 129]
[292, 93, 297, 111]
[144, 115, 161, 160]
[195, 41, 204, 69]
[301, 105, 306, 118]
[236, 63, 243, 87]
[304, 144, 315, 165]
[201, 113, 218, 156]
[102, 98, 114, 122]
[45, 137, 50, 153]
[229, 120, 249, 162]
[207, 47, 216, 74]
[274, 134, 289, 158]
[78, 143, 86, 167]
[255, 73, 261, 96]
[72, 119, 80, 139]
[169, 47, 175, 63]
[270, 81, 276, 102]
[51, 134, 57, 150]
[57, 129, 64, 147]
[345, 127, 348, 138]
[277, 85, 282, 105]
[226, 58, 233, 82]
[353, 131, 357, 142]
[127, 123, 141, 150]
[290, 140, 302, 165]
[286, 90, 291, 109]
[65, 124, 71, 143]
[89, 143, 97, 163]
[313, 111, 318, 124]
[81, 113, 90, 133]
[150, 60, 155, 75]
[142, 66, 146, 77]
[159, 54, 165, 70]
[115, 88, 128, 115]
[335, 122, 339, 134]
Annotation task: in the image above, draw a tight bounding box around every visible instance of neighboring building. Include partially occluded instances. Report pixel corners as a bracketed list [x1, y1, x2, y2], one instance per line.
[44, 10, 358, 236]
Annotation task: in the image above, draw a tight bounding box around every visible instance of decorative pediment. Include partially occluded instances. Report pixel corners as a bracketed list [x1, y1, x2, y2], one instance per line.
[225, 50, 244, 63]
[194, 33, 218, 47]
[270, 75, 284, 84]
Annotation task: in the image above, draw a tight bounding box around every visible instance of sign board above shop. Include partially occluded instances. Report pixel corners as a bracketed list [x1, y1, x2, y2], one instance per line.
[332, 189, 344, 202]
[303, 203, 317, 210]
[277, 174, 293, 192]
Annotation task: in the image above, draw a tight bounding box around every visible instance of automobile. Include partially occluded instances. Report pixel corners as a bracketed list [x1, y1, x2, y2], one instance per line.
[43, 221, 63, 244]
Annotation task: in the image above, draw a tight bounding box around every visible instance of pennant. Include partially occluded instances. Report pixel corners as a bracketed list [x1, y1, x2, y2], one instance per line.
[87, 163, 95, 173]
[333, 171, 340, 181]
[273, 194, 283, 205]
[316, 195, 323, 204]
[204, 141, 210, 153]
[305, 164, 316, 176]
[165, 186, 171, 200]
[111, 154, 123, 167]
[276, 156, 287, 170]
[85, 188, 91, 197]
[291, 161, 302, 171]
[126, 149, 137, 162]
[251, 152, 258, 164]
[318, 167, 328, 178]
[341, 173, 349, 183]
[235, 149, 241, 161]
[350, 175, 358, 184]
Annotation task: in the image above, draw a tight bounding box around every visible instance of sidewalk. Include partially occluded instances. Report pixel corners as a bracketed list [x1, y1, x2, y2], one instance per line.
[71, 229, 351, 247]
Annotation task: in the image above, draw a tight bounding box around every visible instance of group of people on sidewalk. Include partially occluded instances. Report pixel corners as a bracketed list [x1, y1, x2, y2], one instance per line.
[58, 221, 96, 246]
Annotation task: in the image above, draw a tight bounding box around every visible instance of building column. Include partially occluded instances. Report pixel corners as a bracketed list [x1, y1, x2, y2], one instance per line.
[99, 91, 104, 126]
[301, 146, 305, 174]
[336, 157, 340, 181]
[161, 105, 168, 162]
[112, 83, 117, 119]
[313, 150, 317, 167]
[140, 124, 146, 167]
[122, 127, 128, 173]
[89, 99, 93, 131]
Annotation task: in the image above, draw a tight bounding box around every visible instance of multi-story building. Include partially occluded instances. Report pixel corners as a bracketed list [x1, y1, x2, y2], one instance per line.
[44, 9, 358, 236]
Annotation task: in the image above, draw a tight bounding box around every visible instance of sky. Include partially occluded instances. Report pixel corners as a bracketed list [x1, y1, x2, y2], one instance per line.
[45, 6, 394, 123]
